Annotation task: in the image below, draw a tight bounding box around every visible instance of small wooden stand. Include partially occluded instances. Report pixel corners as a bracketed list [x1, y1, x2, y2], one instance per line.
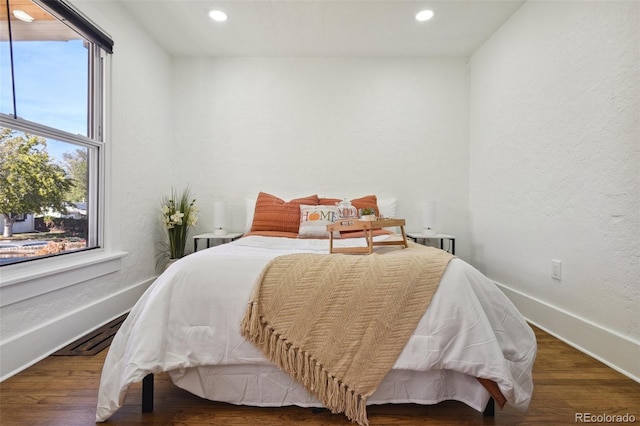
[327, 218, 408, 254]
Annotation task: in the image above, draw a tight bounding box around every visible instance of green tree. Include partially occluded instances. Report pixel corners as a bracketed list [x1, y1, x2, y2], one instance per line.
[0, 128, 72, 237]
[62, 149, 88, 202]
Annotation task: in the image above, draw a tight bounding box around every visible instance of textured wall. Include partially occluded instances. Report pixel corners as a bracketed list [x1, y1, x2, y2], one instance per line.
[171, 57, 471, 256]
[469, 1, 639, 341]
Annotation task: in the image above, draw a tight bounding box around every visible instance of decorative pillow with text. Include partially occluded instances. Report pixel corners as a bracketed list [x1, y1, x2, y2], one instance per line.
[298, 205, 339, 238]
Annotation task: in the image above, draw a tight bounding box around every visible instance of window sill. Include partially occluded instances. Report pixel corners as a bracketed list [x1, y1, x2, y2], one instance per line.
[0, 250, 128, 307]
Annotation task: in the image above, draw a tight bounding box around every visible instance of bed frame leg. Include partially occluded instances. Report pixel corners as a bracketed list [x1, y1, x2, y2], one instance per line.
[142, 373, 154, 412]
[483, 397, 495, 417]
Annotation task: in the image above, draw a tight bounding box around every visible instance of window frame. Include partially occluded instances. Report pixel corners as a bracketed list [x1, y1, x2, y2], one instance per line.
[0, 0, 111, 266]
[0, 0, 123, 305]
[0, 114, 104, 255]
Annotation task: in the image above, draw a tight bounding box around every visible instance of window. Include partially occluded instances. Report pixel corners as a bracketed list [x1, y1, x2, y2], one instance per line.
[0, 0, 113, 266]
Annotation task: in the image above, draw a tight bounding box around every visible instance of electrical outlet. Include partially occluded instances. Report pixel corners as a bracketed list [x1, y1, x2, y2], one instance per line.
[551, 260, 562, 281]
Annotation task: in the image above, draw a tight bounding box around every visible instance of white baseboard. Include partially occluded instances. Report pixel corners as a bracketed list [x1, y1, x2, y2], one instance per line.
[495, 281, 640, 384]
[0, 278, 154, 382]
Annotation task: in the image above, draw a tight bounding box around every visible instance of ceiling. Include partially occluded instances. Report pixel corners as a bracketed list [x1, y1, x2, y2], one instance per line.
[119, 0, 525, 57]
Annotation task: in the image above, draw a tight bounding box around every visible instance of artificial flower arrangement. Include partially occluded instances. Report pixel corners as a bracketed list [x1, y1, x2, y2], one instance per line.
[161, 187, 198, 260]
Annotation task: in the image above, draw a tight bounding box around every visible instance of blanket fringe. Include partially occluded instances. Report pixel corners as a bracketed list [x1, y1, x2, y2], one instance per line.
[241, 302, 370, 426]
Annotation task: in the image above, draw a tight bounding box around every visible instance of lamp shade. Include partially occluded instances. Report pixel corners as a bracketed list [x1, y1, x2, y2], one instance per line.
[421, 201, 436, 235]
[213, 200, 228, 235]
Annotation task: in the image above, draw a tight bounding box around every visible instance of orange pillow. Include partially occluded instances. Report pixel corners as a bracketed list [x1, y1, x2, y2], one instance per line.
[319, 195, 380, 217]
[250, 192, 319, 234]
[244, 230, 299, 238]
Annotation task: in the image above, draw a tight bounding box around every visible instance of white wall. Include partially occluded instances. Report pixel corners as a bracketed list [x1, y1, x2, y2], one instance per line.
[0, 1, 174, 379]
[469, 1, 639, 380]
[172, 57, 471, 256]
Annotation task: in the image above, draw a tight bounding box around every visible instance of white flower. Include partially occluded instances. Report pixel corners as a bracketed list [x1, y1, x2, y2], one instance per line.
[170, 211, 184, 224]
[160, 188, 197, 259]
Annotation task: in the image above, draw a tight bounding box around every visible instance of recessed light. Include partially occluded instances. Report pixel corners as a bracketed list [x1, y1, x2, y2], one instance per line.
[209, 10, 228, 22]
[12, 10, 35, 22]
[415, 9, 434, 22]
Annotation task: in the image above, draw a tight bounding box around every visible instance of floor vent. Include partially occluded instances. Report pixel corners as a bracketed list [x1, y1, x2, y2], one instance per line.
[52, 313, 128, 356]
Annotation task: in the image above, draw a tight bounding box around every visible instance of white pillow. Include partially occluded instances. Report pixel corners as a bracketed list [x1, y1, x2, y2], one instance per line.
[378, 198, 397, 218]
[298, 205, 339, 238]
[376, 198, 398, 232]
[245, 198, 256, 234]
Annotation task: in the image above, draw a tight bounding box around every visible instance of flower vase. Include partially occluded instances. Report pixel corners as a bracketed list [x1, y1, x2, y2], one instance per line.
[165, 258, 178, 271]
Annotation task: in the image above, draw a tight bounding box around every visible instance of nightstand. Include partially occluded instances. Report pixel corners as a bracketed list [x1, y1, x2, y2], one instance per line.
[407, 232, 456, 255]
[193, 232, 243, 252]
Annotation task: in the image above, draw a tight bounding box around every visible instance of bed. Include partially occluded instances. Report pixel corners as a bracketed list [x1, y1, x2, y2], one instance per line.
[95, 193, 537, 424]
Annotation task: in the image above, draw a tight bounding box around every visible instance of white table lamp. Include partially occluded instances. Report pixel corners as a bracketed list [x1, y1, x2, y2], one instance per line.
[421, 201, 437, 236]
[213, 200, 228, 235]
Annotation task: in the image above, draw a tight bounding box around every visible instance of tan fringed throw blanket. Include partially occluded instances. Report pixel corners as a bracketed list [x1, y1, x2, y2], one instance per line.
[241, 244, 454, 426]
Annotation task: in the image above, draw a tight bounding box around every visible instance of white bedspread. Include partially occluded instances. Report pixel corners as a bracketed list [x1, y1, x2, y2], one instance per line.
[95, 236, 536, 422]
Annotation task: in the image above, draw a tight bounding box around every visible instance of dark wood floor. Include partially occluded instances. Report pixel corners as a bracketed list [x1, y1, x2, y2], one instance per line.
[0, 326, 638, 425]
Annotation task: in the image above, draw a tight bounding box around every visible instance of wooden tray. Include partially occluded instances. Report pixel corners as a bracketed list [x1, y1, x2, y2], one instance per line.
[326, 218, 408, 254]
